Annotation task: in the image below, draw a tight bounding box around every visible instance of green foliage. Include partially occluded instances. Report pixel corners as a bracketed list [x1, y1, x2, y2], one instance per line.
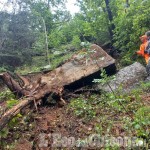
[100, 76, 150, 142]
[0, 0, 69, 70]
[0, 90, 22, 148]
[113, 0, 150, 61]
[93, 69, 115, 85]
[0, 66, 7, 73]
[141, 81, 150, 91]
[72, 35, 81, 49]
[132, 106, 150, 138]
[6, 99, 18, 109]
[0, 128, 9, 139]
[0, 0, 150, 71]
[0, 90, 15, 102]
[49, 29, 67, 48]
[119, 52, 135, 66]
[69, 98, 96, 121]
[76, 0, 110, 44]
[68, 84, 149, 141]
[8, 113, 22, 128]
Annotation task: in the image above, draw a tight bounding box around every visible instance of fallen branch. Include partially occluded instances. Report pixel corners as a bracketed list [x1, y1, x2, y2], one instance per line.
[0, 73, 54, 131]
[0, 89, 50, 131]
[0, 98, 32, 131]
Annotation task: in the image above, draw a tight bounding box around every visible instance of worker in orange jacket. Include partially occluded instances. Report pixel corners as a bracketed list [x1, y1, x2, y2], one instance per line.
[136, 35, 149, 64]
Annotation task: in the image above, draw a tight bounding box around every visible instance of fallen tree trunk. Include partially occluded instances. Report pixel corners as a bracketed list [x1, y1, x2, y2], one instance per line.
[0, 82, 52, 131]
[0, 98, 32, 131]
[0, 72, 52, 131]
[0, 44, 116, 131]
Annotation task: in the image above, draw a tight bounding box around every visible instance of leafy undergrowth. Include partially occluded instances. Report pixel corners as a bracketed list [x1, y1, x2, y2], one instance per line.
[0, 80, 150, 149]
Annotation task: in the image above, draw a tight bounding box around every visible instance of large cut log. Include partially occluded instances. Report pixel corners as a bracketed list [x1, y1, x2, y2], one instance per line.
[0, 44, 116, 130]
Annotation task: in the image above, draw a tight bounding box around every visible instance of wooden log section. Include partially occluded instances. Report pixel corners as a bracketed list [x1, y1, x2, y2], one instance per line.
[0, 44, 116, 131]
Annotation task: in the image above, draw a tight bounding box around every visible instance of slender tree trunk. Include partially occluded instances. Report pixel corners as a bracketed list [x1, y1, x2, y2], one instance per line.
[48, 0, 50, 8]
[104, 0, 115, 39]
[125, 0, 130, 13]
[105, 0, 113, 22]
[126, 0, 130, 7]
[42, 17, 50, 66]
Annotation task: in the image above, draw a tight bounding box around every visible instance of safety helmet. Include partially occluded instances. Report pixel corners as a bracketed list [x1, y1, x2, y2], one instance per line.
[140, 35, 147, 40]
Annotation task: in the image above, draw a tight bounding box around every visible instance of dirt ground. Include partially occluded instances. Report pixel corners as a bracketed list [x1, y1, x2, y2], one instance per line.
[14, 95, 150, 150]
[14, 104, 96, 150]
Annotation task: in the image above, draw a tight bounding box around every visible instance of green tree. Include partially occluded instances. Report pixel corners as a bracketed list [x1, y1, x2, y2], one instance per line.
[113, 0, 150, 54]
[76, 0, 113, 44]
[0, 0, 67, 69]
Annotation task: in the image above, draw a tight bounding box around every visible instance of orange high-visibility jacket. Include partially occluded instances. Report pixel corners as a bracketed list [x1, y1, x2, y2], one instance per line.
[136, 35, 149, 64]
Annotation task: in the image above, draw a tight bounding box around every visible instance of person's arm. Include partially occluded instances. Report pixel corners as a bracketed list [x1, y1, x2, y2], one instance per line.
[136, 44, 144, 56]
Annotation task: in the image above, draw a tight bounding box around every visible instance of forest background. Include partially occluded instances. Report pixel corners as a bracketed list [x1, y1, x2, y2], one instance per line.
[0, 0, 150, 72]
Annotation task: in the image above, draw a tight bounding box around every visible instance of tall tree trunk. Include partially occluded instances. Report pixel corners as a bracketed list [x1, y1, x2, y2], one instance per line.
[42, 17, 50, 66]
[104, 0, 115, 39]
[48, 0, 50, 9]
[125, 0, 130, 13]
[126, 0, 130, 7]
